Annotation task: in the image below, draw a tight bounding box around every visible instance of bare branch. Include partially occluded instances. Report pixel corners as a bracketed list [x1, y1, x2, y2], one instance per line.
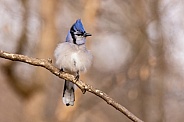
[0, 50, 143, 122]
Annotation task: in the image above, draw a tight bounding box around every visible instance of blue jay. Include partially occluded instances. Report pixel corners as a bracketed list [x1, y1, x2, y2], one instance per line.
[54, 19, 92, 106]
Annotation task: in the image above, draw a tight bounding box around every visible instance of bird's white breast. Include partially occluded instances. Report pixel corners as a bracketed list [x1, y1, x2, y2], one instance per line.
[54, 42, 92, 73]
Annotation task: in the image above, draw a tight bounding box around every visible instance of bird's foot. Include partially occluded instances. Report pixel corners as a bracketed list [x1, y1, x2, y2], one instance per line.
[60, 68, 64, 72]
[74, 71, 80, 81]
[74, 74, 79, 81]
[58, 68, 64, 76]
[82, 89, 86, 94]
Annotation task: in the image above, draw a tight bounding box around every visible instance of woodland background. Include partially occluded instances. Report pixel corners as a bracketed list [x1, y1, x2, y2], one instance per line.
[0, 0, 184, 122]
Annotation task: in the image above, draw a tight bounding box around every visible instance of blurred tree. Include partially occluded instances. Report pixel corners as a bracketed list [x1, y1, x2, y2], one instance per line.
[23, 0, 59, 122]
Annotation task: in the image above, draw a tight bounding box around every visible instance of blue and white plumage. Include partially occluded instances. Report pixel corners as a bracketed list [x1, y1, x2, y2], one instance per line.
[54, 19, 92, 106]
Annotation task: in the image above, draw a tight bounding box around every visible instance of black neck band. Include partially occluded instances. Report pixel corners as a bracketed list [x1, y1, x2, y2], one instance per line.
[70, 31, 77, 44]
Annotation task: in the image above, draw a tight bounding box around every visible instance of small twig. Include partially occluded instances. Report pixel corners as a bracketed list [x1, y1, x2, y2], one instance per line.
[0, 50, 143, 122]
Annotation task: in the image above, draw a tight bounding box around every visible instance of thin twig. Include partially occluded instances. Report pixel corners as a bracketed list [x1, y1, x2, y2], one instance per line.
[0, 50, 143, 122]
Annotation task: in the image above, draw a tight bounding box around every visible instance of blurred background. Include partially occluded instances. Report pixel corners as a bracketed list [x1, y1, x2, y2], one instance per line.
[0, 0, 184, 122]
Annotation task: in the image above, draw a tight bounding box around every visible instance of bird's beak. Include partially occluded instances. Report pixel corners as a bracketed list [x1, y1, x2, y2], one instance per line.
[84, 33, 92, 37]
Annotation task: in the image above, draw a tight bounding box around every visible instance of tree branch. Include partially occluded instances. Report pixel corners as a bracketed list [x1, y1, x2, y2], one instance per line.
[0, 50, 143, 122]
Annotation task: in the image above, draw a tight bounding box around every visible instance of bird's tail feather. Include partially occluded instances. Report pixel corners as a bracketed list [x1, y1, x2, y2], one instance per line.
[62, 80, 75, 106]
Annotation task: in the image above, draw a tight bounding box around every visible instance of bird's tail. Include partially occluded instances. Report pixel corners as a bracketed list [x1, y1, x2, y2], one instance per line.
[62, 80, 75, 106]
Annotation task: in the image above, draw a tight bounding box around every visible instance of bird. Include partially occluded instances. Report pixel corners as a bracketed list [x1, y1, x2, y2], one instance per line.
[54, 19, 92, 106]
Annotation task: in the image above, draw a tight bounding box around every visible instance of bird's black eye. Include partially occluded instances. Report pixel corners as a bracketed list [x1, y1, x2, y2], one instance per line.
[75, 33, 81, 35]
[74, 31, 84, 36]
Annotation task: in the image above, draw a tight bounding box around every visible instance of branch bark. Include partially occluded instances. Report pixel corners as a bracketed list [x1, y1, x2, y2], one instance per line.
[0, 50, 143, 122]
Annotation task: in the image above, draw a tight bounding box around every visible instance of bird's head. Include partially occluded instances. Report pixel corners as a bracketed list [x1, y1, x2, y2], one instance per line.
[66, 19, 91, 45]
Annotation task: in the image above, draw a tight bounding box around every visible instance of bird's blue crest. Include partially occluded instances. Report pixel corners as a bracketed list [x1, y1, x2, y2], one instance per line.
[71, 19, 85, 33]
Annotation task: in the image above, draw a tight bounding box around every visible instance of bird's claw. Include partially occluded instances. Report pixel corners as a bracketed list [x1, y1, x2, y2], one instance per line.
[60, 68, 64, 72]
[74, 74, 79, 81]
[58, 68, 64, 76]
[74, 70, 80, 81]
[82, 89, 86, 94]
